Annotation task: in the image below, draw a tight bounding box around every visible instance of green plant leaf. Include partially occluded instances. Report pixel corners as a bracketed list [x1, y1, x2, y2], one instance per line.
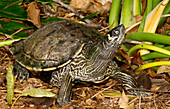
[120, 0, 136, 28]
[141, 46, 170, 60]
[0, 39, 22, 47]
[138, 0, 153, 32]
[79, 12, 99, 21]
[128, 44, 170, 58]
[126, 32, 170, 45]
[21, 89, 56, 97]
[136, 61, 170, 72]
[6, 65, 15, 105]
[158, 1, 170, 27]
[133, 0, 141, 15]
[41, 17, 65, 24]
[109, 0, 121, 30]
[102, 92, 121, 96]
[0, 21, 34, 38]
[0, 0, 27, 20]
[0, 21, 31, 31]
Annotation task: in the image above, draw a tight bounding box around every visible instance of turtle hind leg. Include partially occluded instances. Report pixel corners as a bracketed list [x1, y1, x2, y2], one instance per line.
[108, 62, 151, 97]
[110, 70, 151, 97]
[13, 62, 30, 80]
[51, 72, 72, 106]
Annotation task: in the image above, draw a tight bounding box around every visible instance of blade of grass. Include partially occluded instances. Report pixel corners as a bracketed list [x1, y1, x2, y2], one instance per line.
[141, 46, 170, 60]
[138, 0, 153, 32]
[133, 0, 141, 15]
[153, 0, 161, 8]
[128, 44, 170, 58]
[120, 0, 136, 28]
[158, 1, 170, 26]
[136, 61, 170, 72]
[109, 0, 122, 30]
[79, 12, 99, 21]
[126, 32, 170, 45]
[0, 39, 22, 47]
[141, 52, 170, 60]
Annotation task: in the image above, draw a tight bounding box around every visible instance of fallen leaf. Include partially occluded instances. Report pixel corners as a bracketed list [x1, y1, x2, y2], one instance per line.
[70, 0, 112, 15]
[27, 2, 41, 28]
[137, 72, 152, 89]
[144, 0, 169, 33]
[6, 65, 15, 105]
[158, 82, 170, 92]
[147, 68, 156, 78]
[12, 89, 57, 108]
[119, 91, 134, 109]
[157, 65, 170, 74]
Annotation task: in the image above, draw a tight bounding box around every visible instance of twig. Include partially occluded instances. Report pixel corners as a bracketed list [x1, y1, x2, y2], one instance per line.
[98, 25, 111, 32]
[52, 0, 93, 24]
[126, 87, 170, 93]
[63, 81, 117, 108]
[125, 39, 152, 45]
[161, 14, 170, 17]
[4, 0, 22, 9]
[86, 81, 117, 102]
[6, 28, 24, 39]
[62, 96, 89, 109]
[139, 95, 141, 109]
[153, 95, 158, 109]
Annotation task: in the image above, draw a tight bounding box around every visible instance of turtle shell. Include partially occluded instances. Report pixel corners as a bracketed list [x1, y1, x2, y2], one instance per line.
[10, 20, 104, 70]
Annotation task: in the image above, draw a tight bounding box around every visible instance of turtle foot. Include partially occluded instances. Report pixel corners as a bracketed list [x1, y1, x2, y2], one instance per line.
[57, 98, 71, 106]
[127, 89, 152, 97]
[13, 62, 29, 80]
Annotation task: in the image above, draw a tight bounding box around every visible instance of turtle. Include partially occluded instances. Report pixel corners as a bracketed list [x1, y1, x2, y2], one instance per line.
[10, 20, 149, 106]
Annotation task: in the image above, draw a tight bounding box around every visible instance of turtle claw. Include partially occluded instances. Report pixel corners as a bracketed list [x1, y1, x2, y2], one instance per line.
[137, 91, 152, 97]
[13, 62, 30, 81]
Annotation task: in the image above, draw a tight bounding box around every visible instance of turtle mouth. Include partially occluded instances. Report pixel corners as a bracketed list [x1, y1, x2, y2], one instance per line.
[117, 34, 125, 44]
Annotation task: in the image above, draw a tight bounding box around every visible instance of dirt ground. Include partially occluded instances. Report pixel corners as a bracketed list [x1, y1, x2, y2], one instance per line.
[0, 0, 170, 109]
[0, 43, 170, 109]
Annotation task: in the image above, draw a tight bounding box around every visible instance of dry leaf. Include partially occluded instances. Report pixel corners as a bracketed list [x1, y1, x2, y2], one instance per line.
[134, 15, 143, 22]
[119, 91, 134, 109]
[70, 0, 112, 15]
[147, 68, 156, 77]
[157, 65, 170, 74]
[144, 0, 169, 33]
[158, 82, 170, 92]
[27, 2, 41, 28]
[70, 0, 91, 12]
[137, 72, 152, 89]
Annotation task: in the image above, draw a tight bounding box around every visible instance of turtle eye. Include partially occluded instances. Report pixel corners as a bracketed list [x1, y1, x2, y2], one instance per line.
[114, 30, 119, 35]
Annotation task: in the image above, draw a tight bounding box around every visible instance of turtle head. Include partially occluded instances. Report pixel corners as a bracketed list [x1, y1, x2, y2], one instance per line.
[105, 24, 125, 46]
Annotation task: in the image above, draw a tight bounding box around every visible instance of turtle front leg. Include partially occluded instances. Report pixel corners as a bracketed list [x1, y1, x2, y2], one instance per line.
[108, 62, 151, 97]
[51, 72, 72, 106]
[13, 62, 30, 80]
